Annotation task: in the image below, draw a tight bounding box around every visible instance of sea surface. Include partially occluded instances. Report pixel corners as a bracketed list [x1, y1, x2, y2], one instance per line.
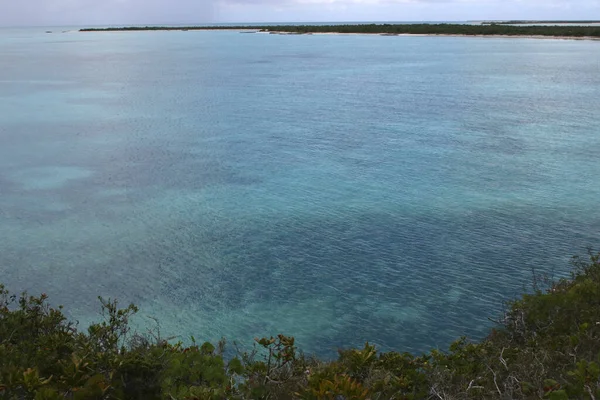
[1, 28, 599, 356]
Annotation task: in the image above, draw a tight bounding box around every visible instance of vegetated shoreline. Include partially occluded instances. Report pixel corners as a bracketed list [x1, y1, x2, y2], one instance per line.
[481, 20, 600, 25]
[267, 32, 600, 41]
[2, 251, 600, 399]
[79, 23, 600, 40]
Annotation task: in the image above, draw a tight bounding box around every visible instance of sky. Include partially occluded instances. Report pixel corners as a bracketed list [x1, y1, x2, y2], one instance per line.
[1, 0, 599, 26]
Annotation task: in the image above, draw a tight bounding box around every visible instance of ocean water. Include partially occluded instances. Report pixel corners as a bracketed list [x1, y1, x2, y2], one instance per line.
[1, 28, 600, 356]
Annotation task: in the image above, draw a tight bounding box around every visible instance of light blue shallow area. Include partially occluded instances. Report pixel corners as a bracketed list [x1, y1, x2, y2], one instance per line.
[1, 28, 600, 356]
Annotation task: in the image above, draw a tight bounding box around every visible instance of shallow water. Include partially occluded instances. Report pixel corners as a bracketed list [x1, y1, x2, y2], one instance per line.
[1, 28, 599, 356]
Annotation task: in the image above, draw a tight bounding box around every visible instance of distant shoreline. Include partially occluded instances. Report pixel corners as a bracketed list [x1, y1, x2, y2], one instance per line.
[79, 24, 600, 40]
[266, 32, 600, 41]
[480, 20, 600, 25]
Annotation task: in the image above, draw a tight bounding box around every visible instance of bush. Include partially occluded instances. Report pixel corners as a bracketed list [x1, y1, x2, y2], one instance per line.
[1, 251, 600, 399]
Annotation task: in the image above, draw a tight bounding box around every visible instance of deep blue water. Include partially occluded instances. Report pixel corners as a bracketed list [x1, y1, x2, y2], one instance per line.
[1, 28, 600, 356]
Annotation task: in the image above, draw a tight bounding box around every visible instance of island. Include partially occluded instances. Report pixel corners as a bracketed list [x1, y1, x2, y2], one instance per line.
[80, 23, 600, 38]
[481, 20, 600, 25]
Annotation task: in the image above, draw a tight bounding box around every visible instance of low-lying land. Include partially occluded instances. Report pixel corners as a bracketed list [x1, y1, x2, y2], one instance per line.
[80, 24, 600, 38]
[1, 251, 600, 399]
[481, 20, 600, 25]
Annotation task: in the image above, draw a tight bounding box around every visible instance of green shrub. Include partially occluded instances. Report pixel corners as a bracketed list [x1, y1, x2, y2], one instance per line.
[1, 251, 600, 399]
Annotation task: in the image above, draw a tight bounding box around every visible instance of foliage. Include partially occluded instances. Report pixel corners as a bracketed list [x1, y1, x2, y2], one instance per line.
[1, 251, 600, 399]
[79, 23, 600, 38]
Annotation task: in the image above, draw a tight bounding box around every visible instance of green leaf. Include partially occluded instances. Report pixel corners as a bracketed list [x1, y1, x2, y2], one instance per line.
[548, 390, 568, 400]
[228, 357, 244, 375]
[200, 342, 215, 355]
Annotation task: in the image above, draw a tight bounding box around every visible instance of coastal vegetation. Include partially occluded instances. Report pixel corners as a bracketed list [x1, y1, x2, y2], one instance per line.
[79, 24, 600, 38]
[1, 251, 600, 399]
[480, 20, 600, 25]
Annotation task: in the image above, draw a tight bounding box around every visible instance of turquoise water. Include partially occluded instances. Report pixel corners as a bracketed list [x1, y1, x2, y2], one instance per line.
[1, 29, 600, 356]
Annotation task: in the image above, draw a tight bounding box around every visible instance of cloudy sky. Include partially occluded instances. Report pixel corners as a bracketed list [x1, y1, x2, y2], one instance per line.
[1, 0, 599, 26]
